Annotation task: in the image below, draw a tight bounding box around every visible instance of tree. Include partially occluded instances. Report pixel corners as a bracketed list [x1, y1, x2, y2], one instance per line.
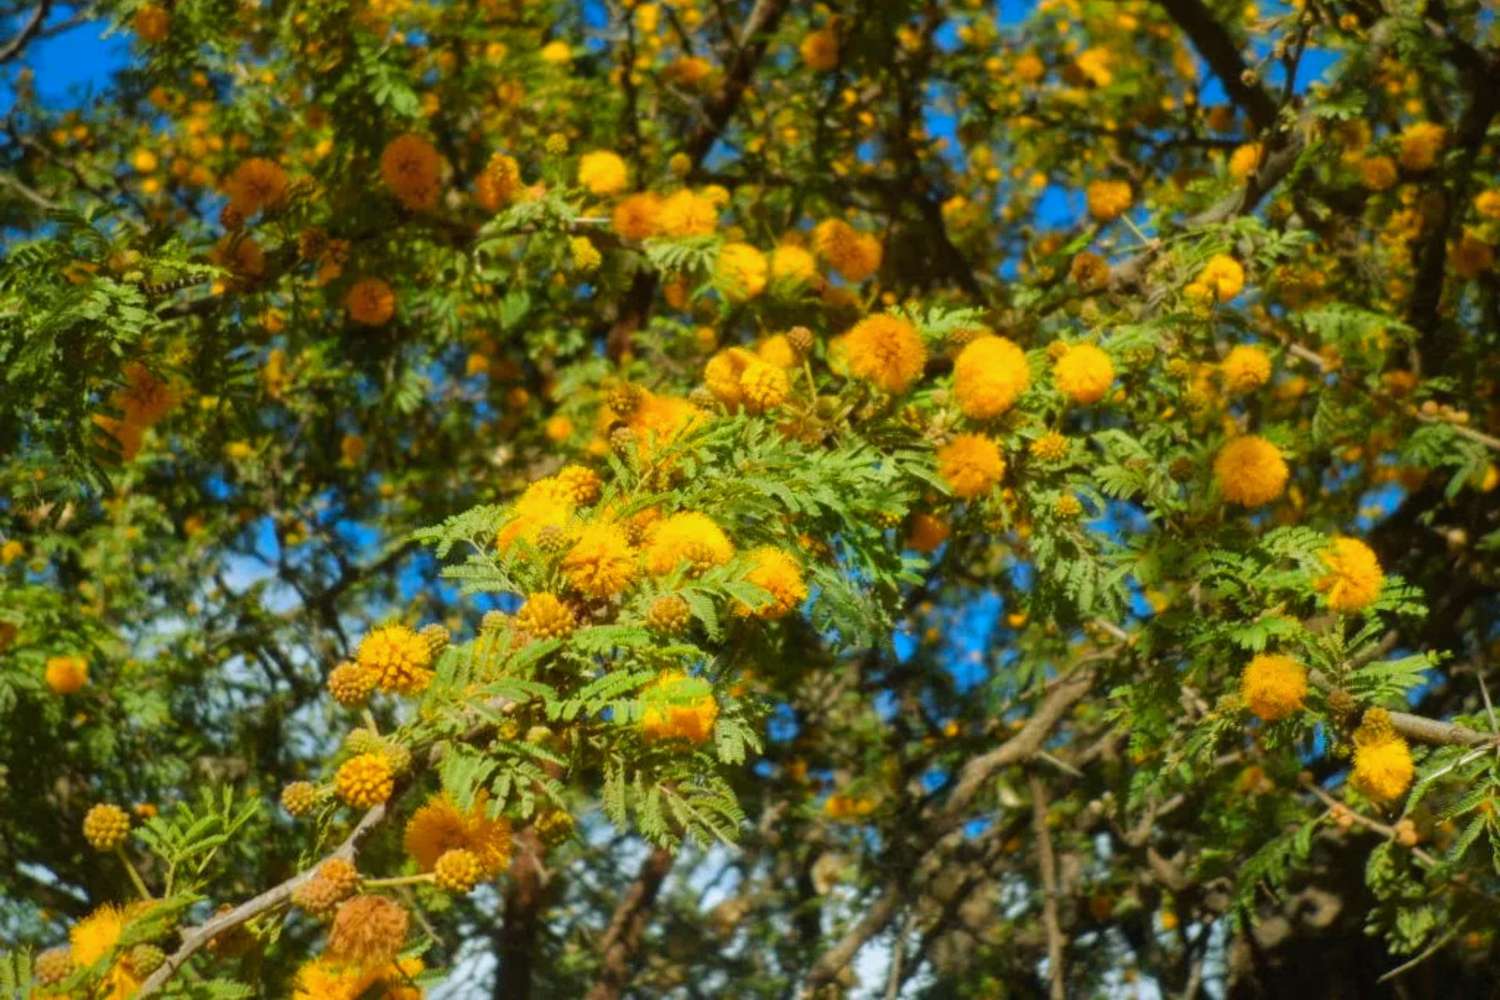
[2, 0, 1498, 996]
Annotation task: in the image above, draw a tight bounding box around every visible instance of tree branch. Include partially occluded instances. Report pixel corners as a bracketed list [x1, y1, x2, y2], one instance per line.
[0, 2, 48, 64]
[800, 666, 1098, 992]
[1029, 771, 1067, 1000]
[135, 803, 388, 997]
[1155, 0, 1278, 131]
[584, 846, 675, 1000]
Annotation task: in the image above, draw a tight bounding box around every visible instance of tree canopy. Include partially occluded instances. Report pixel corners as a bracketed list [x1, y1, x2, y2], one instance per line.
[2, 0, 1500, 996]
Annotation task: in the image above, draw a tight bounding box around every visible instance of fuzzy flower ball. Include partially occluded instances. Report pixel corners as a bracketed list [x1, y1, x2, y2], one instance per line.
[953, 335, 1029, 419]
[1214, 435, 1288, 507]
[356, 624, 434, 694]
[577, 150, 628, 196]
[380, 134, 443, 211]
[335, 753, 395, 809]
[1317, 537, 1384, 613]
[1221, 345, 1272, 394]
[641, 670, 719, 745]
[843, 315, 927, 394]
[515, 593, 577, 639]
[1052, 344, 1115, 404]
[560, 523, 638, 599]
[644, 512, 734, 575]
[1241, 654, 1307, 721]
[741, 548, 808, 619]
[937, 434, 1005, 500]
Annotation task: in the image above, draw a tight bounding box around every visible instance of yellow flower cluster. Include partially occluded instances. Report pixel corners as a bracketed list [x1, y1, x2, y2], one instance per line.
[1052, 343, 1114, 404]
[937, 434, 1005, 500]
[644, 512, 734, 575]
[953, 335, 1029, 419]
[704, 346, 791, 412]
[578, 150, 628, 195]
[83, 803, 131, 851]
[1214, 435, 1288, 507]
[1351, 710, 1414, 803]
[1316, 537, 1384, 613]
[335, 753, 395, 808]
[45, 654, 89, 694]
[1086, 179, 1131, 221]
[841, 314, 926, 393]
[741, 548, 808, 619]
[404, 792, 513, 876]
[1220, 344, 1271, 394]
[380, 133, 443, 211]
[355, 624, 436, 694]
[640, 670, 719, 745]
[812, 219, 882, 282]
[1240, 653, 1307, 721]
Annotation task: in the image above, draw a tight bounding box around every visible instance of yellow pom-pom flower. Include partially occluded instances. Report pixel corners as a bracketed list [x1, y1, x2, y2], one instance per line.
[281, 781, 319, 816]
[644, 512, 734, 575]
[1052, 343, 1115, 404]
[739, 359, 790, 412]
[800, 28, 839, 70]
[560, 523, 638, 599]
[45, 655, 89, 694]
[515, 593, 577, 639]
[356, 624, 434, 694]
[1316, 536, 1384, 613]
[577, 150, 628, 196]
[335, 753, 395, 808]
[70, 903, 147, 998]
[953, 335, 1029, 419]
[327, 895, 409, 966]
[1191, 255, 1245, 302]
[1397, 121, 1444, 172]
[404, 792, 512, 875]
[474, 152, 523, 211]
[937, 434, 1005, 500]
[225, 157, 288, 215]
[346, 277, 396, 327]
[1029, 431, 1069, 462]
[380, 134, 443, 211]
[1228, 142, 1262, 180]
[1214, 435, 1288, 507]
[1086, 179, 1132, 221]
[83, 804, 131, 851]
[715, 242, 768, 301]
[812, 219, 881, 282]
[1221, 345, 1272, 394]
[1352, 713, 1414, 804]
[1240, 653, 1307, 721]
[770, 244, 819, 288]
[611, 192, 663, 240]
[658, 188, 717, 236]
[740, 548, 808, 619]
[554, 464, 602, 506]
[641, 670, 719, 745]
[843, 314, 926, 394]
[703, 347, 756, 409]
[434, 848, 484, 893]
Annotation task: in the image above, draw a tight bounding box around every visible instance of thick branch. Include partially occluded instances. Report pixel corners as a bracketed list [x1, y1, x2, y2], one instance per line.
[584, 846, 675, 1000]
[136, 803, 387, 997]
[1156, 0, 1278, 131]
[1029, 771, 1067, 1000]
[496, 828, 548, 1000]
